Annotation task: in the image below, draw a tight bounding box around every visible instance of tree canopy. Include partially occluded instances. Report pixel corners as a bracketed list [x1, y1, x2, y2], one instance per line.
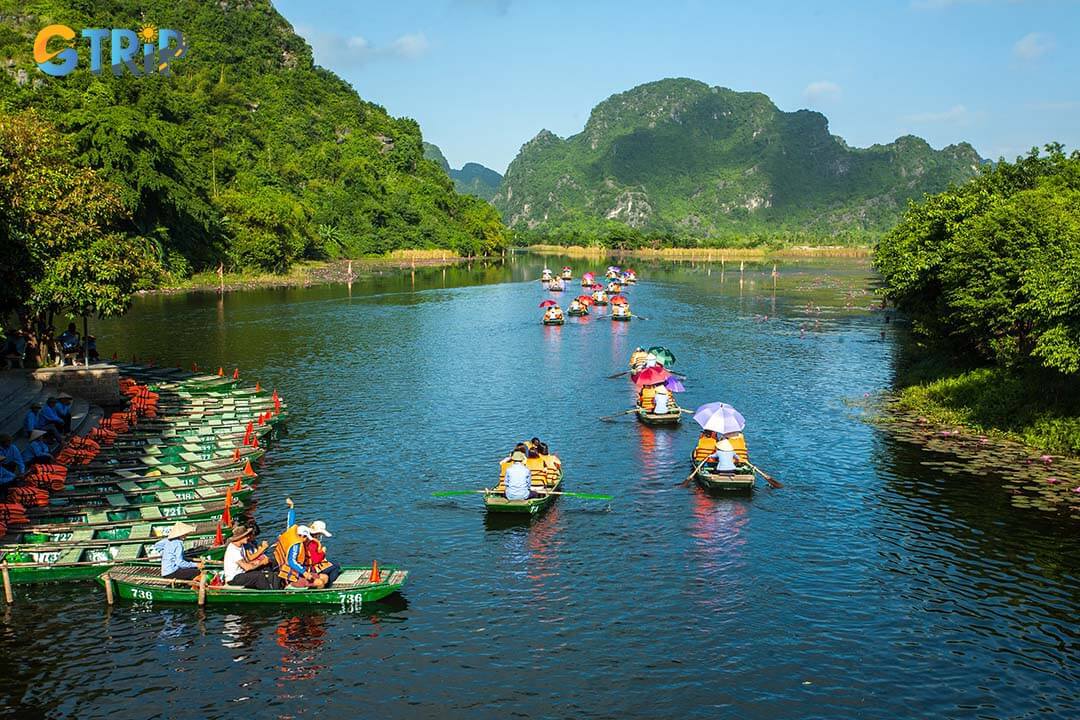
[875, 144, 1080, 375]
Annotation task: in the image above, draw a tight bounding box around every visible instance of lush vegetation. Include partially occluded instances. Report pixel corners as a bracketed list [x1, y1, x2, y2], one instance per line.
[878, 144, 1080, 453]
[0, 0, 508, 287]
[423, 142, 502, 201]
[495, 78, 983, 241]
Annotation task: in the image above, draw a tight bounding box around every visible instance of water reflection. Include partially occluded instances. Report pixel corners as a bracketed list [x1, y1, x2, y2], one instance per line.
[275, 615, 327, 683]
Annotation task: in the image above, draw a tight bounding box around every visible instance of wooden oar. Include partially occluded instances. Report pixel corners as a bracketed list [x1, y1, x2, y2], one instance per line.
[535, 490, 614, 500]
[680, 459, 708, 487]
[748, 463, 783, 489]
[607, 370, 631, 379]
[599, 408, 638, 422]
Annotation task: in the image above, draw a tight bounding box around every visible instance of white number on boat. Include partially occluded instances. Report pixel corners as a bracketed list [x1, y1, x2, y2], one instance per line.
[132, 588, 154, 601]
[339, 593, 363, 613]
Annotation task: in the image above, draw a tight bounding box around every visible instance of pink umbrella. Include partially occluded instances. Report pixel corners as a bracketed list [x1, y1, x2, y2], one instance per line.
[539, 300, 557, 308]
[633, 366, 671, 387]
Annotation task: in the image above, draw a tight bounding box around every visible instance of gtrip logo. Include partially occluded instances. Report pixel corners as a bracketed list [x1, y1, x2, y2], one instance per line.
[34, 24, 187, 77]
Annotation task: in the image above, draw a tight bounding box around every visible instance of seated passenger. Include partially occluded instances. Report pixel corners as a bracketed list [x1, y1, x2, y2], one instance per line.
[724, 432, 749, 463]
[152, 522, 203, 581]
[223, 524, 274, 589]
[693, 430, 719, 463]
[23, 429, 55, 466]
[0, 434, 25, 476]
[654, 385, 671, 414]
[638, 385, 657, 412]
[301, 521, 340, 588]
[56, 393, 73, 434]
[568, 299, 583, 313]
[36, 398, 64, 442]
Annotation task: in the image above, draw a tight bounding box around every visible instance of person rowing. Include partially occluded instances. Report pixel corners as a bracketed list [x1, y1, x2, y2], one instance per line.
[152, 521, 204, 582]
[707, 438, 746, 474]
[503, 450, 536, 500]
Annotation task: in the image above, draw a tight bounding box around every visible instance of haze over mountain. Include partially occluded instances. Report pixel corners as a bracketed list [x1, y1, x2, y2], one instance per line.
[423, 142, 502, 202]
[494, 78, 984, 237]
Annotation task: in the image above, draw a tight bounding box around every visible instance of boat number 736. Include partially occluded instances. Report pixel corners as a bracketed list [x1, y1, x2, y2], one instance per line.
[339, 593, 363, 613]
[132, 588, 154, 601]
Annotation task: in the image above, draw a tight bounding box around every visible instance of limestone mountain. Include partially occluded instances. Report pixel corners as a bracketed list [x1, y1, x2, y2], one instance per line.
[494, 78, 983, 236]
[423, 142, 503, 201]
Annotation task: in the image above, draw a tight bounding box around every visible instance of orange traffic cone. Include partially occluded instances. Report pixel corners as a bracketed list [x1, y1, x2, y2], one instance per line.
[217, 367, 224, 377]
[369, 559, 381, 583]
[232, 368, 239, 380]
[223, 489, 233, 526]
[233, 476, 242, 492]
[243, 460, 255, 477]
[252, 435, 259, 449]
[232, 447, 240, 461]
[255, 381, 261, 393]
[214, 523, 224, 545]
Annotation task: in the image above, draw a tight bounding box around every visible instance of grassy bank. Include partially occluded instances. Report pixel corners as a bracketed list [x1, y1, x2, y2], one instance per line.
[893, 357, 1080, 455]
[157, 252, 467, 294]
[525, 244, 871, 260]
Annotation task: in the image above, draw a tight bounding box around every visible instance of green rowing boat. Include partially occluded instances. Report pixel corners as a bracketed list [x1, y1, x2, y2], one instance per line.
[542, 318, 565, 325]
[101, 562, 408, 606]
[25, 495, 239, 529]
[37, 481, 253, 513]
[484, 470, 563, 515]
[695, 466, 755, 492]
[635, 407, 682, 426]
[3, 519, 223, 547]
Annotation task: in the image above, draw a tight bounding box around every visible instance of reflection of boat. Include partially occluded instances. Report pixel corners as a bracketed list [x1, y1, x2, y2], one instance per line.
[101, 562, 409, 606]
[484, 470, 563, 515]
[695, 467, 755, 492]
[635, 407, 682, 426]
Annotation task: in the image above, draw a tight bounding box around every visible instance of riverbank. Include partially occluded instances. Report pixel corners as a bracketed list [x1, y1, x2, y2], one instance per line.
[524, 244, 872, 260]
[890, 357, 1080, 456]
[155, 250, 472, 294]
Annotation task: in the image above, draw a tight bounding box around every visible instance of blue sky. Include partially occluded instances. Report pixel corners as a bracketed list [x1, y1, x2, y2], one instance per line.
[275, 0, 1079, 173]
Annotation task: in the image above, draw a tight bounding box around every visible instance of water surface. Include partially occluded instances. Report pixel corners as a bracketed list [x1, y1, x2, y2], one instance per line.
[1, 254, 1075, 719]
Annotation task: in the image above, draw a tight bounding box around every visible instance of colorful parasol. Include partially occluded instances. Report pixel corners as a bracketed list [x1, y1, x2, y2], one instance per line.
[591, 283, 604, 291]
[575, 295, 594, 304]
[663, 376, 685, 393]
[633, 366, 671, 387]
[647, 346, 676, 367]
[610, 295, 628, 305]
[539, 300, 557, 308]
[692, 402, 746, 434]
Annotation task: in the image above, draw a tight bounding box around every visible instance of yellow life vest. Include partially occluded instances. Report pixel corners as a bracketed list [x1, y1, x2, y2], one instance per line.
[525, 456, 546, 485]
[693, 434, 718, 462]
[273, 525, 307, 583]
[727, 433, 749, 463]
[639, 386, 657, 412]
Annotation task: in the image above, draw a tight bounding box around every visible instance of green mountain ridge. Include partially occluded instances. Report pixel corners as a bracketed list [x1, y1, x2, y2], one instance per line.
[423, 141, 502, 201]
[0, 0, 507, 275]
[494, 78, 984, 238]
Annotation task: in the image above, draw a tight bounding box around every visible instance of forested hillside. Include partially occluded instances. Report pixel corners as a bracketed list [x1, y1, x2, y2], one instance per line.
[0, 0, 507, 278]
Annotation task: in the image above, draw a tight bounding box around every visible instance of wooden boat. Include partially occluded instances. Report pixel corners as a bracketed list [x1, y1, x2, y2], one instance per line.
[560, 270, 572, 280]
[3, 519, 223, 547]
[62, 471, 247, 496]
[695, 466, 755, 492]
[484, 470, 563, 515]
[24, 495, 240, 529]
[567, 307, 589, 317]
[96, 439, 258, 460]
[0, 536, 224, 584]
[548, 283, 565, 293]
[635, 406, 682, 426]
[592, 298, 609, 306]
[68, 454, 261, 482]
[77, 445, 263, 472]
[31, 483, 253, 519]
[101, 562, 409, 606]
[611, 311, 632, 322]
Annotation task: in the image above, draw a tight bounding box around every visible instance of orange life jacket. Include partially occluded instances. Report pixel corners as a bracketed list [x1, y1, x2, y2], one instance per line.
[639, 386, 657, 412]
[273, 525, 307, 583]
[693, 434, 718, 462]
[727, 433, 749, 463]
[525, 456, 547, 485]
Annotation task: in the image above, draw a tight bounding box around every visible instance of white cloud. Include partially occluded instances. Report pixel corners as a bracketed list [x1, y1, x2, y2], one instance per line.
[803, 81, 841, 104]
[902, 104, 971, 124]
[296, 26, 430, 67]
[1014, 32, 1054, 61]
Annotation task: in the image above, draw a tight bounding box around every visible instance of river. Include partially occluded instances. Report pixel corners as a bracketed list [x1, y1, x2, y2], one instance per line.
[0, 253, 1076, 719]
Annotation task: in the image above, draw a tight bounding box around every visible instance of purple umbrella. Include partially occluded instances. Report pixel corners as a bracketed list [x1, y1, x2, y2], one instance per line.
[692, 402, 746, 434]
[664, 376, 685, 393]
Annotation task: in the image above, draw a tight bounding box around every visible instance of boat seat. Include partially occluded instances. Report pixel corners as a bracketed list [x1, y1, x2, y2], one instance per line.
[140, 506, 164, 520]
[115, 544, 144, 561]
[129, 523, 153, 538]
[156, 464, 182, 474]
[106, 493, 130, 508]
[177, 453, 202, 463]
[156, 491, 178, 503]
[116, 481, 142, 493]
[70, 528, 95, 543]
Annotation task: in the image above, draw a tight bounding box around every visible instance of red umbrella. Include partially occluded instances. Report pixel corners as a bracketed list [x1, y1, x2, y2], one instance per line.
[539, 300, 557, 308]
[610, 295, 629, 305]
[633, 366, 671, 387]
[590, 283, 604, 291]
[575, 294, 593, 303]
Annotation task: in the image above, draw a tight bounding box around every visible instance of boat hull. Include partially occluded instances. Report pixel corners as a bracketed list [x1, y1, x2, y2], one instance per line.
[484, 472, 562, 515]
[695, 468, 755, 492]
[636, 408, 682, 426]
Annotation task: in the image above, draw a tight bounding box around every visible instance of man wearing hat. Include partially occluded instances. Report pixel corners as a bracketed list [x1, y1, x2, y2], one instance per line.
[23, 403, 41, 437]
[151, 522, 203, 581]
[707, 438, 743, 473]
[0, 434, 25, 477]
[36, 398, 64, 442]
[504, 450, 534, 500]
[223, 523, 275, 589]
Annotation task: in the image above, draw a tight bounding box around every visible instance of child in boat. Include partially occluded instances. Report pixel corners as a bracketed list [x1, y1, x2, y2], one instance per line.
[300, 521, 340, 588]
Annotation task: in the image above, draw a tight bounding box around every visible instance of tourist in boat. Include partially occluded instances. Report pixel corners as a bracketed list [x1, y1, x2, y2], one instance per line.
[638, 384, 657, 412]
[591, 290, 608, 304]
[693, 430, 719, 464]
[152, 521, 204, 581]
[56, 393, 73, 433]
[274, 498, 337, 588]
[723, 431, 749, 462]
[223, 523, 275, 589]
[707, 438, 744, 474]
[543, 306, 564, 323]
[23, 429, 55, 466]
[612, 303, 631, 320]
[300, 520, 341, 588]
[568, 298, 585, 314]
[0, 434, 25, 477]
[36, 398, 64, 441]
[504, 450, 534, 500]
[629, 347, 648, 373]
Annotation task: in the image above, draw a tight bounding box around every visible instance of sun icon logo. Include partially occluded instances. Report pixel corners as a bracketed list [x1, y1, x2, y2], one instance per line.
[138, 25, 158, 44]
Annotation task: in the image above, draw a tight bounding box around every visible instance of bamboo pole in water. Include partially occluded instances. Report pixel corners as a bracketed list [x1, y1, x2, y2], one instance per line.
[102, 572, 114, 605]
[1, 561, 12, 604]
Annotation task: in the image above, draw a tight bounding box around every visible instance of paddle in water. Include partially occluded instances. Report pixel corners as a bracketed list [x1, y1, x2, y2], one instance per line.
[599, 408, 638, 422]
[432, 489, 613, 501]
[680, 459, 709, 487]
[747, 463, 783, 489]
[607, 370, 631, 379]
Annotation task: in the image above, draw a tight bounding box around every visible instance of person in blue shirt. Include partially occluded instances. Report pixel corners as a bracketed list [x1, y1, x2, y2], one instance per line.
[23, 430, 54, 466]
[58, 323, 81, 360]
[55, 393, 73, 433]
[0, 434, 25, 476]
[36, 399, 64, 442]
[151, 521, 203, 581]
[707, 438, 743, 474]
[504, 450, 535, 500]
